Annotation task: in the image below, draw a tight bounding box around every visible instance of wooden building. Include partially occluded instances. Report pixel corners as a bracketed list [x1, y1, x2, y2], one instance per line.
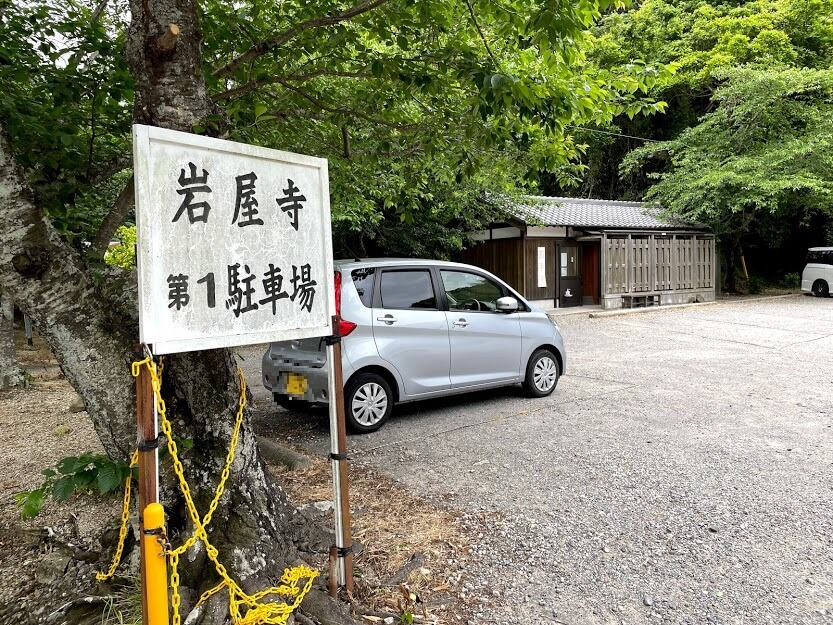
[463, 196, 716, 310]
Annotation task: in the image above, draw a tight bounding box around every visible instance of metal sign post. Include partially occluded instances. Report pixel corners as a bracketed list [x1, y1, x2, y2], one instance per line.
[326, 316, 354, 593]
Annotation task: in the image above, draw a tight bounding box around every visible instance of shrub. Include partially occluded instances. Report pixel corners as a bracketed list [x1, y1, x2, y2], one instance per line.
[781, 272, 800, 289]
[104, 225, 136, 269]
[747, 275, 764, 294]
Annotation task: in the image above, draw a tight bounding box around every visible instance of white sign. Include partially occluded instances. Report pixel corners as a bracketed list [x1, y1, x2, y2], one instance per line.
[133, 125, 334, 355]
[537, 246, 547, 288]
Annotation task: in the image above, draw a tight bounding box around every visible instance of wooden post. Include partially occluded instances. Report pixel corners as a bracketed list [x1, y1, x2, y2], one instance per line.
[136, 346, 159, 625]
[626, 234, 632, 294]
[671, 234, 678, 291]
[326, 317, 354, 593]
[23, 312, 33, 347]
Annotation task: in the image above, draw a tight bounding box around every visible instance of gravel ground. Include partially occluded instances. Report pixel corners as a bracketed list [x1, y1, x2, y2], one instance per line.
[243, 294, 833, 625]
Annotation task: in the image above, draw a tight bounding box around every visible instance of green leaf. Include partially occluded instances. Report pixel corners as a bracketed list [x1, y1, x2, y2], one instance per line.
[73, 469, 96, 488]
[96, 463, 121, 494]
[18, 489, 45, 519]
[371, 60, 384, 77]
[52, 476, 75, 502]
[57, 457, 78, 475]
[73, 454, 95, 472]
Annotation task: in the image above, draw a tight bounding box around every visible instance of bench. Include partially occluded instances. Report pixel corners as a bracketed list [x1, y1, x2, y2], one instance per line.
[621, 293, 661, 309]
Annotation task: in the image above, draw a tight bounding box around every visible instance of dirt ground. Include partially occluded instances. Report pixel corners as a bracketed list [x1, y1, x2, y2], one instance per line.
[0, 325, 479, 624]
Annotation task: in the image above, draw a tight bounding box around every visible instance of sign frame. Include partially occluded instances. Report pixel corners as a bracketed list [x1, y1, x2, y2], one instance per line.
[133, 124, 335, 355]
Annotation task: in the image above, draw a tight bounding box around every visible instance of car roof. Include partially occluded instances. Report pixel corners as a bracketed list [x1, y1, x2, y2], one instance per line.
[334, 258, 480, 271]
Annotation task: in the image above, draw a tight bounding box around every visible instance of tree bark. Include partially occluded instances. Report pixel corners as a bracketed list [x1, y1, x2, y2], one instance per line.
[90, 175, 134, 255]
[725, 237, 740, 293]
[0, 290, 24, 389]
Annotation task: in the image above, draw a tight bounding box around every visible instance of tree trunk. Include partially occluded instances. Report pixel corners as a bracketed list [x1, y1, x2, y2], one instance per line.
[0, 290, 24, 389]
[725, 237, 740, 293]
[0, 0, 354, 619]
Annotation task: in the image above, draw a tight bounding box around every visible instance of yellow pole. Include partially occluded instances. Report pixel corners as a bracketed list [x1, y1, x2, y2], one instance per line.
[143, 503, 170, 625]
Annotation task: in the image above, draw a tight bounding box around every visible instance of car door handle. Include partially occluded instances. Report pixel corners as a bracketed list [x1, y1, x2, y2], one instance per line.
[377, 315, 398, 324]
[452, 319, 469, 327]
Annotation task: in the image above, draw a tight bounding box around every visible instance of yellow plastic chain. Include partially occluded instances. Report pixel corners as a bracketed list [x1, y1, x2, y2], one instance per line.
[97, 356, 318, 624]
[95, 450, 138, 582]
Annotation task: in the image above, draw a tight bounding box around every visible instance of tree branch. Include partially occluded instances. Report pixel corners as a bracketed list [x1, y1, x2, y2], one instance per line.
[463, 0, 500, 69]
[341, 125, 351, 159]
[90, 0, 110, 22]
[212, 0, 392, 79]
[65, 0, 111, 71]
[265, 109, 328, 122]
[89, 156, 131, 186]
[212, 70, 373, 102]
[91, 175, 135, 254]
[272, 80, 416, 129]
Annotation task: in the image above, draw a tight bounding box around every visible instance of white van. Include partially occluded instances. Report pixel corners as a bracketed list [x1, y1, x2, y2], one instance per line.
[801, 247, 833, 297]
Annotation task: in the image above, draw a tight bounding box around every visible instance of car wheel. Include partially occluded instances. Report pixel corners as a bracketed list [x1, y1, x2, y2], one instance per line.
[812, 280, 830, 297]
[523, 349, 560, 398]
[274, 394, 314, 413]
[344, 373, 393, 433]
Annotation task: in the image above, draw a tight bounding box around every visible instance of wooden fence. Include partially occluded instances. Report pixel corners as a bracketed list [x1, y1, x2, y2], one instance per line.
[606, 234, 714, 295]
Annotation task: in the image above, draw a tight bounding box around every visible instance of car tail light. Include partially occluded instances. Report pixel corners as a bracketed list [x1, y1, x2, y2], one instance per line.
[334, 271, 357, 337]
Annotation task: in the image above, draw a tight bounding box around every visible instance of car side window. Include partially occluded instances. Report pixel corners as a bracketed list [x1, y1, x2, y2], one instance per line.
[440, 270, 503, 312]
[379, 270, 437, 309]
[351, 267, 375, 308]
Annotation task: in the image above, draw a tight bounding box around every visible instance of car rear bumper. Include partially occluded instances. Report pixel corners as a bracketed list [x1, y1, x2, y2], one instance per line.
[263, 353, 330, 404]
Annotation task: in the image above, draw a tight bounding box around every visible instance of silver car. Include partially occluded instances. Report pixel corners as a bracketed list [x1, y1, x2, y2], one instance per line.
[262, 259, 567, 433]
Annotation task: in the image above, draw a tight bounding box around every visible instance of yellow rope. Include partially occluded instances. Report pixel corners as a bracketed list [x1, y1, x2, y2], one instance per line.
[97, 356, 318, 624]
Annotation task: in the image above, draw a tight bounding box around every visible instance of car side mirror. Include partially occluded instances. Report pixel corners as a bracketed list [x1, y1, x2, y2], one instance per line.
[496, 296, 519, 313]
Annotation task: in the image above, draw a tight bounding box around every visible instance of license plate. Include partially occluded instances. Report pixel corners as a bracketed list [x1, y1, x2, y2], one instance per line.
[285, 373, 308, 396]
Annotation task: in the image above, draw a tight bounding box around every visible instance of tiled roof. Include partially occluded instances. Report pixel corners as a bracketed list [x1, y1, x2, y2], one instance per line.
[510, 196, 699, 230]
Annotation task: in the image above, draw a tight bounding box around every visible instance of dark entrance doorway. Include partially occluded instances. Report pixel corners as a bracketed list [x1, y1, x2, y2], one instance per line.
[581, 243, 600, 305]
[558, 242, 581, 307]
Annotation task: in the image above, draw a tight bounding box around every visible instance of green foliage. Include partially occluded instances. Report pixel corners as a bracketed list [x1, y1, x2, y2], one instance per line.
[0, 0, 133, 242]
[556, 0, 833, 208]
[1, 0, 672, 259]
[782, 272, 801, 289]
[747, 275, 764, 294]
[15, 452, 134, 519]
[105, 225, 137, 269]
[591, 0, 833, 89]
[201, 0, 671, 253]
[622, 68, 833, 242]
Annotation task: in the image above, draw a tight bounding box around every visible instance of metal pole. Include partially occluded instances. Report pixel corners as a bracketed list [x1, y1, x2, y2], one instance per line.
[326, 316, 354, 593]
[136, 344, 160, 624]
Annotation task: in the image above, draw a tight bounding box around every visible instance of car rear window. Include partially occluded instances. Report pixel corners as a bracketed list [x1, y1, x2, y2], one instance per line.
[351, 268, 375, 308]
[379, 270, 437, 309]
[807, 250, 833, 265]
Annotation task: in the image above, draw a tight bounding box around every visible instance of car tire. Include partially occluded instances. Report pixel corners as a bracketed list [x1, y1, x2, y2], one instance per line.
[523, 349, 560, 398]
[344, 373, 393, 434]
[812, 280, 830, 298]
[274, 394, 314, 413]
